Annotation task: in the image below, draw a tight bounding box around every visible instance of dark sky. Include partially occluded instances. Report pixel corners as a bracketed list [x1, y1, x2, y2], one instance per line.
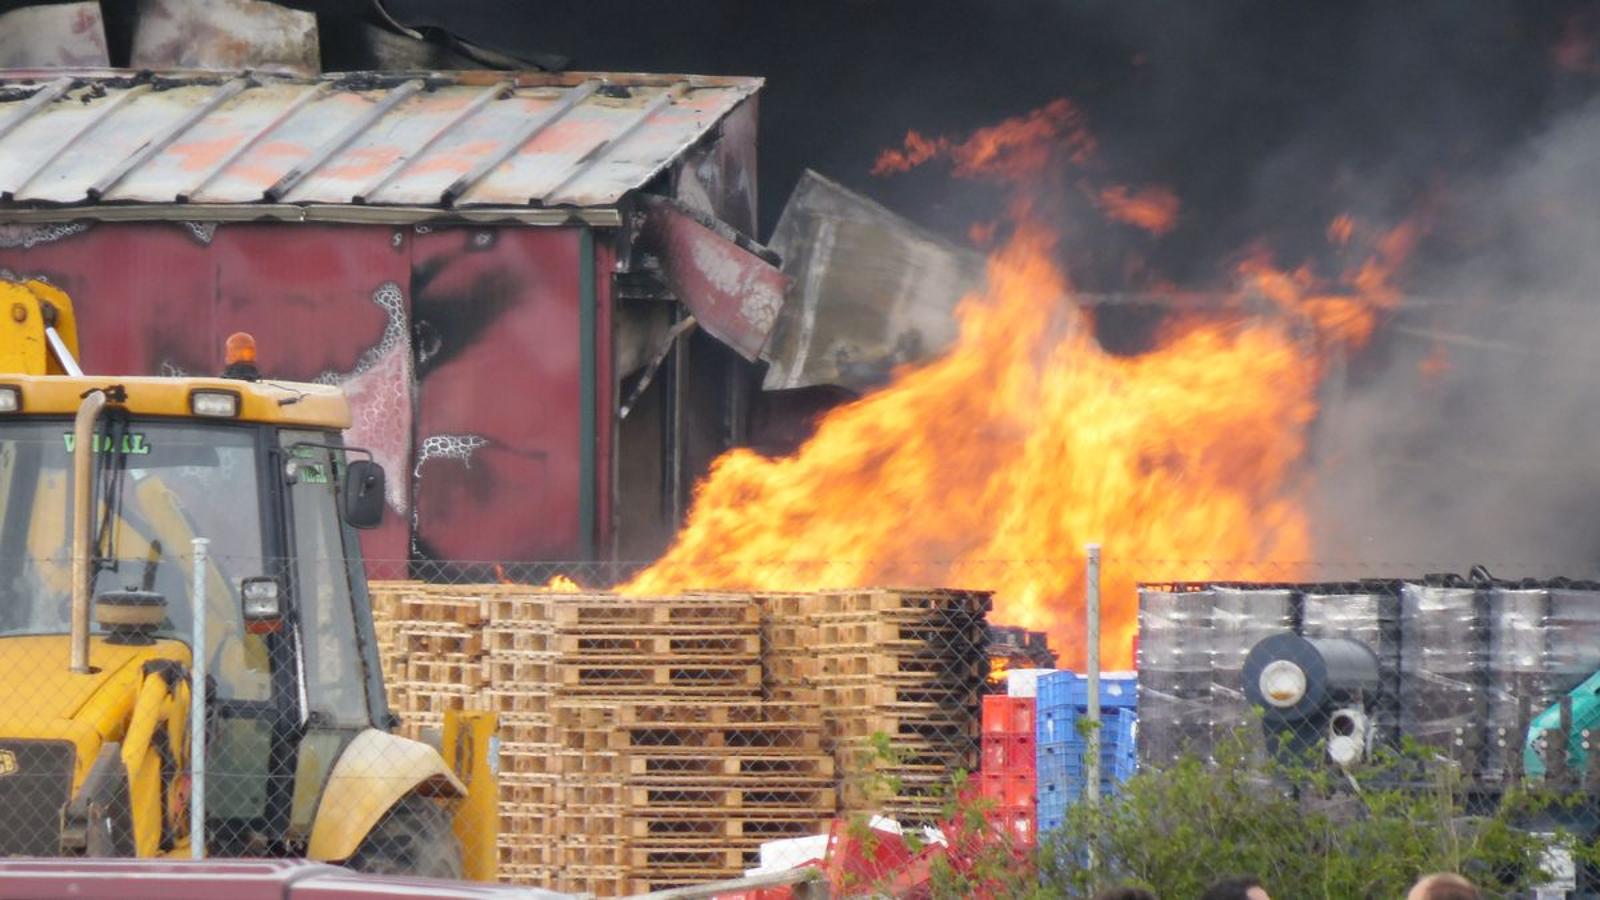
[390, 0, 1598, 278]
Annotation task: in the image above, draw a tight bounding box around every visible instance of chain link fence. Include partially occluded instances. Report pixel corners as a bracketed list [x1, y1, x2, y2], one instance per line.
[7, 548, 1600, 897]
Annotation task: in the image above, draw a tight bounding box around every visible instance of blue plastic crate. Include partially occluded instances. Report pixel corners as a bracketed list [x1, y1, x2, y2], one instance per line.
[1036, 705, 1075, 743]
[1037, 670, 1138, 711]
[1037, 670, 1079, 711]
[1036, 708, 1139, 815]
[1067, 673, 1138, 709]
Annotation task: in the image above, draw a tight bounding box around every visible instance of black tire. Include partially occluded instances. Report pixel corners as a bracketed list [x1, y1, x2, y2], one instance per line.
[344, 795, 464, 881]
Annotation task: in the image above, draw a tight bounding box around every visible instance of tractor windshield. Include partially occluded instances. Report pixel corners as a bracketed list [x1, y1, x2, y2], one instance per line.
[0, 417, 270, 700]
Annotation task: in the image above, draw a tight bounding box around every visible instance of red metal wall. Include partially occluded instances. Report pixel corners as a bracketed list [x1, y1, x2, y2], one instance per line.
[0, 219, 596, 566]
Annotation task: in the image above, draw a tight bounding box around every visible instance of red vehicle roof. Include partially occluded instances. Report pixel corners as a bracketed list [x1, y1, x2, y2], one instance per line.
[0, 859, 581, 900]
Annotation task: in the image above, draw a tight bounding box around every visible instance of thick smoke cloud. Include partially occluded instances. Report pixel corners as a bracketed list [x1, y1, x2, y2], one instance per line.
[1313, 93, 1600, 574]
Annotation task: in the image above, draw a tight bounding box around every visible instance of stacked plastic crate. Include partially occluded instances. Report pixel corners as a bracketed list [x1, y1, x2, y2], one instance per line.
[978, 694, 1037, 847]
[1036, 671, 1138, 833]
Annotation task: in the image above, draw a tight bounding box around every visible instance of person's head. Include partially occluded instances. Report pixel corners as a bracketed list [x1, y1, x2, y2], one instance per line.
[1405, 873, 1482, 900]
[1092, 888, 1158, 900]
[1200, 876, 1271, 900]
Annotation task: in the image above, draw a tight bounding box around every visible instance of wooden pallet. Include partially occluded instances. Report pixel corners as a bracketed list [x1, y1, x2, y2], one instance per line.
[554, 632, 762, 658]
[816, 652, 986, 680]
[833, 734, 979, 766]
[559, 663, 763, 691]
[498, 807, 559, 843]
[481, 689, 552, 715]
[487, 656, 558, 687]
[611, 721, 820, 752]
[616, 701, 819, 727]
[388, 684, 486, 709]
[393, 628, 482, 656]
[817, 680, 979, 708]
[550, 598, 759, 631]
[390, 594, 484, 626]
[759, 588, 992, 618]
[626, 814, 829, 839]
[498, 746, 564, 776]
[496, 863, 558, 887]
[482, 626, 555, 655]
[823, 710, 982, 743]
[626, 752, 835, 779]
[499, 773, 562, 806]
[627, 845, 754, 870]
[626, 785, 836, 811]
[403, 656, 486, 687]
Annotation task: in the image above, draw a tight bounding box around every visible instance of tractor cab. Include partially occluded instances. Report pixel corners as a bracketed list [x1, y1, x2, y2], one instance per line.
[0, 278, 491, 878]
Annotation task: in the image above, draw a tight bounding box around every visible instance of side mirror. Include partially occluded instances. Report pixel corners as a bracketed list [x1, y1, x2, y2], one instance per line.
[241, 577, 283, 634]
[342, 460, 386, 529]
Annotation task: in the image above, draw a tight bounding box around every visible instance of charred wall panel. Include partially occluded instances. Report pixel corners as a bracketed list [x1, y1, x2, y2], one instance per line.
[409, 226, 585, 563]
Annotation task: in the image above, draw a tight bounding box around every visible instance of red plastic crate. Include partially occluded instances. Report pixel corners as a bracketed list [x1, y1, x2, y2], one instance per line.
[823, 818, 915, 892]
[1004, 770, 1036, 807]
[981, 732, 1036, 771]
[978, 770, 1037, 807]
[995, 804, 1037, 848]
[981, 695, 1035, 735]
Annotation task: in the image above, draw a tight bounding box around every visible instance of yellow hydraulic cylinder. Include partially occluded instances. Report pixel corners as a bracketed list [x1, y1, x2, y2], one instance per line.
[442, 709, 499, 882]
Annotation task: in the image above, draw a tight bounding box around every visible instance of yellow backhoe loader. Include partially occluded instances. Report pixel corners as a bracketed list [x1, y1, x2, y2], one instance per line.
[0, 277, 497, 879]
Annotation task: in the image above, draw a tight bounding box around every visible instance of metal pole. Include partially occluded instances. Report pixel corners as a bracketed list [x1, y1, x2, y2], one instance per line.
[1085, 543, 1102, 808]
[69, 390, 107, 673]
[189, 537, 209, 859]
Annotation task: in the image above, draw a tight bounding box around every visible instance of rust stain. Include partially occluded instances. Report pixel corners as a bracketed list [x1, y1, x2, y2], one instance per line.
[521, 120, 612, 156]
[318, 145, 404, 182]
[403, 139, 501, 177]
[256, 140, 306, 158]
[167, 135, 244, 172]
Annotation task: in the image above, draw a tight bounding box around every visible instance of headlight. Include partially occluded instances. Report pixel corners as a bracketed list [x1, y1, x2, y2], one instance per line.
[190, 390, 239, 418]
[0, 386, 19, 413]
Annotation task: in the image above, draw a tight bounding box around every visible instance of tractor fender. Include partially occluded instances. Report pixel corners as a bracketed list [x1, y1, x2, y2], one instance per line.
[306, 728, 466, 863]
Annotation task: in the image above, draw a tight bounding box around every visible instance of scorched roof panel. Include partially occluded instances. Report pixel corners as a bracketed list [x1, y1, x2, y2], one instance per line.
[0, 71, 761, 210]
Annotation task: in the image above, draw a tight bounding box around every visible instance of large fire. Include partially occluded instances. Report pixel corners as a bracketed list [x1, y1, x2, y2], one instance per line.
[623, 102, 1414, 669]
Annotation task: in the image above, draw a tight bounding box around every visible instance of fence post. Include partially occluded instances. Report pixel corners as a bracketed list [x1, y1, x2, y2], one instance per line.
[1086, 542, 1101, 810]
[190, 537, 209, 859]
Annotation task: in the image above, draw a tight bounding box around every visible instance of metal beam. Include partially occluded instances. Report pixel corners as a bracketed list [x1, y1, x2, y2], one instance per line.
[542, 83, 685, 204]
[442, 79, 601, 207]
[179, 81, 332, 203]
[264, 78, 425, 202]
[354, 80, 510, 204]
[5, 83, 150, 201]
[88, 76, 252, 201]
[0, 77, 72, 144]
[579, 225, 598, 560]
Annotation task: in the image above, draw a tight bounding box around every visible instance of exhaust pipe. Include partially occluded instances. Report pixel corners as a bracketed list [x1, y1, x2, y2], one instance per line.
[69, 389, 106, 674]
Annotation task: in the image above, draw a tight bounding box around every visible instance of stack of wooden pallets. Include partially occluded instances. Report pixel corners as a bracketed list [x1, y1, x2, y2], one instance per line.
[613, 700, 835, 894]
[369, 583, 489, 739]
[369, 584, 839, 896]
[758, 588, 991, 825]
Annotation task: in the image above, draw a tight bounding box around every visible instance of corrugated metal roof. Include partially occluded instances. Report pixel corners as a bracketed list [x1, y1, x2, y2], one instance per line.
[0, 70, 761, 210]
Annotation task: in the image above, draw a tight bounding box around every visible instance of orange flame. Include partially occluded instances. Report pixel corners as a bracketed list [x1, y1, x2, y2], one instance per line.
[544, 574, 581, 593]
[1095, 184, 1180, 236]
[624, 106, 1415, 669]
[872, 99, 1096, 179]
[1327, 214, 1355, 246]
